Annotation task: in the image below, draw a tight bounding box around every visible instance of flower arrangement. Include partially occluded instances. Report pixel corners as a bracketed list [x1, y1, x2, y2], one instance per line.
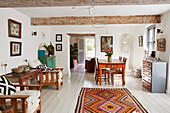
[105, 49, 113, 57]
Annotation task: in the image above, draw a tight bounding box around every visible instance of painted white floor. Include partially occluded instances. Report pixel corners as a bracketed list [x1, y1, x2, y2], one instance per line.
[41, 64, 170, 113]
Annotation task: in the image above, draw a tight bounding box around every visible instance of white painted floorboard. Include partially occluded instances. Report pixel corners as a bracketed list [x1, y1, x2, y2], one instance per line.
[41, 64, 170, 113]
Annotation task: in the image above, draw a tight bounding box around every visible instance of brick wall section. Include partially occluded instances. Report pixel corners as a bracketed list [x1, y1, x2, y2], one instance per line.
[31, 15, 161, 25]
[0, 0, 170, 7]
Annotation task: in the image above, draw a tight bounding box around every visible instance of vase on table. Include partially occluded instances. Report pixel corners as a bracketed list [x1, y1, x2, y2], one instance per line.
[108, 56, 112, 62]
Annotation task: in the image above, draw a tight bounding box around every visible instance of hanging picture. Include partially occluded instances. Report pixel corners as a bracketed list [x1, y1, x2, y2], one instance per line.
[56, 44, 62, 51]
[139, 36, 143, 47]
[157, 38, 166, 51]
[8, 19, 22, 38]
[101, 36, 113, 52]
[32, 31, 38, 37]
[56, 34, 62, 42]
[10, 41, 22, 56]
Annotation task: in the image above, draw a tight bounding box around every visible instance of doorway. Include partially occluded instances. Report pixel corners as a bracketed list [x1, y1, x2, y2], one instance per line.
[69, 34, 95, 71]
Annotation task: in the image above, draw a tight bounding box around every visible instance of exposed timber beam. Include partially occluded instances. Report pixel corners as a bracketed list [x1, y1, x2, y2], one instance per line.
[31, 15, 161, 26]
[0, 0, 170, 8]
[67, 33, 95, 37]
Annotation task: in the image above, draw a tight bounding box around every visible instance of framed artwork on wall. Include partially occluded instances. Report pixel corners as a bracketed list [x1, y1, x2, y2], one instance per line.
[32, 31, 38, 37]
[56, 34, 62, 42]
[8, 19, 22, 38]
[101, 36, 113, 52]
[56, 44, 62, 51]
[157, 38, 166, 51]
[10, 41, 22, 56]
[139, 36, 143, 47]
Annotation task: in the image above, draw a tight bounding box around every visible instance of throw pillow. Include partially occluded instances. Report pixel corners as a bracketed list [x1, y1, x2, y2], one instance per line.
[37, 64, 52, 71]
[28, 60, 42, 68]
[0, 76, 16, 95]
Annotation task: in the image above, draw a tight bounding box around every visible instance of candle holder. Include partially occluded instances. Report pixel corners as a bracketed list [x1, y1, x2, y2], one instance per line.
[3, 63, 7, 75]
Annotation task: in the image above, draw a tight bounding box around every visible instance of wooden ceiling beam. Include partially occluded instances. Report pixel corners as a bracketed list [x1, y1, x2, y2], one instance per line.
[0, 0, 170, 8]
[31, 15, 161, 25]
[67, 33, 95, 37]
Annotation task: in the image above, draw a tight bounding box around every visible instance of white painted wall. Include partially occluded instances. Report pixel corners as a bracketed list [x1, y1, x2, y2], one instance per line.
[50, 25, 147, 75]
[0, 9, 50, 75]
[156, 11, 170, 94]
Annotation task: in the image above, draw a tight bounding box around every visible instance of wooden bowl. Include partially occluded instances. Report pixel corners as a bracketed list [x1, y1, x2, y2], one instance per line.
[12, 67, 24, 73]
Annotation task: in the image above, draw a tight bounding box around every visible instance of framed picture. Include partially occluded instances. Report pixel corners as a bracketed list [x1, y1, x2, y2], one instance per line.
[139, 36, 143, 47]
[10, 41, 22, 56]
[8, 19, 22, 38]
[56, 34, 62, 42]
[157, 38, 166, 51]
[32, 31, 38, 37]
[101, 36, 113, 52]
[56, 44, 62, 51]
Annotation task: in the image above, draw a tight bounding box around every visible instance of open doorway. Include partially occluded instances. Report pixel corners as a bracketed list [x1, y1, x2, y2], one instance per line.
[69, 34, 95, 71]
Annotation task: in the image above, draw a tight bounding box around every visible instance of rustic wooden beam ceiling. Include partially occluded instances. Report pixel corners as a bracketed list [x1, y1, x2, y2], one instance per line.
[0, 0, 170, 8]
[67, 33, 95, 37]
[31, 15, 161, 25]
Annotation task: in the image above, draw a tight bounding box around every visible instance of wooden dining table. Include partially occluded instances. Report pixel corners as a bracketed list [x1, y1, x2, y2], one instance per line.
[98, 59, 126, 85]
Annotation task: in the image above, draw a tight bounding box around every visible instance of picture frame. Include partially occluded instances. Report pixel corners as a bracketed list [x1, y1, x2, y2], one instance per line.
[32, 31, 38, 37]
[8, 19, 22, 38]
[10, 41, 22, 56]
[56, 34, 62, 42]
[139, 36, 143, 47]
[56, 44, 62, 51]
[101, 36, 113, 52]
[157, 38, 166, 51]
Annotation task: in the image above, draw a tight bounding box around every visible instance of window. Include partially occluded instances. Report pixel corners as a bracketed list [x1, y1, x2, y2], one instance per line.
[147, 25, 156, 55]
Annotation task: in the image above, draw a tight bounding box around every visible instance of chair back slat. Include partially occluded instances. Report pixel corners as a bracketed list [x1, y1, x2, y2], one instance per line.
[40, 72, 44, 84]
[51, 72, 54, 83]
[45, 72, 49, 84]
[11, 99, 18, 113]
[123, 57, 127, 64]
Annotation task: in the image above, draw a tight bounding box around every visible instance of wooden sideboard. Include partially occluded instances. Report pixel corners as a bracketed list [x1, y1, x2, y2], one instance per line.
[142, 60, 167, 93]
[5, 69, 41, 85]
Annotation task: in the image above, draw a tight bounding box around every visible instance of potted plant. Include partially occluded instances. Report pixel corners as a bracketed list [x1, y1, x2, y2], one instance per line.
[105, 49, 113, 62]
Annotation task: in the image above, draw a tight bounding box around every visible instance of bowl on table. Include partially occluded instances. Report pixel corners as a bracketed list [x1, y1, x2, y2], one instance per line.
[12, 67, 24, 73]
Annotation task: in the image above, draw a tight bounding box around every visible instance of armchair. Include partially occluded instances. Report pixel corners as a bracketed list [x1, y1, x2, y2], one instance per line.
[85, 58, 95, 73]
[0, 85, 42, 113]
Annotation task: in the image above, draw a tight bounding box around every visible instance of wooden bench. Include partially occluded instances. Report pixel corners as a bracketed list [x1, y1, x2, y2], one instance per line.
[39, 68, 63, 90]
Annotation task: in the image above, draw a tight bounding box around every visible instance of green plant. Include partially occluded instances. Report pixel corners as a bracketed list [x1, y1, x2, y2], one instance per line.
[70, 44, 78, 56]
[105, 49, 113, 57]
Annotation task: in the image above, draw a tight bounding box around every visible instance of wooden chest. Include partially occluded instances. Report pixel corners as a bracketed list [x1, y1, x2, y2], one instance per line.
[142, 60, 167, 93]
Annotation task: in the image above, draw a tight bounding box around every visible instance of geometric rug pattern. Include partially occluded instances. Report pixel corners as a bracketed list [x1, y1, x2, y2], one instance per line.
[75, 88, 148, 113]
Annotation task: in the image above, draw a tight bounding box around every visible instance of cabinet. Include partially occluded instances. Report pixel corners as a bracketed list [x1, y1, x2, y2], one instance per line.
[38, 56, 56, 68]
[142, 60, 167, 93]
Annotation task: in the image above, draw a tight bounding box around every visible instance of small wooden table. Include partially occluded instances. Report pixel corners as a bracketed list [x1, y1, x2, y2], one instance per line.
[5, 69, 41, 85]
[98, 59, 126, 85]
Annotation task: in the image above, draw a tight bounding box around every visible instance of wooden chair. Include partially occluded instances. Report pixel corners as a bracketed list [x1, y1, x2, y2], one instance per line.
[111, 57, 127, 85]
[95, 58, 111, 85]
[39, 68, 64, 90]
[119, 56, 122, 61]
[0, 85, 42, 113]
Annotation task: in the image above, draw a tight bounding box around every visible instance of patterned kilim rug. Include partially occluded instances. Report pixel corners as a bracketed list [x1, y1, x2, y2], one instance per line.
[75, 88, 148, 113]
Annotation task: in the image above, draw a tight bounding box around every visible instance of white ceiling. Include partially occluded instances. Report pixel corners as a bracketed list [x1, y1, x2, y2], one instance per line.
[14, 4, 170, 17]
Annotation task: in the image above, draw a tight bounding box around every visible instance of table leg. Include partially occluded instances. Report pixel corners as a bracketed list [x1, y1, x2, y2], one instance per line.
[122, 64, 125, 85]
[99, 69, 102, 85]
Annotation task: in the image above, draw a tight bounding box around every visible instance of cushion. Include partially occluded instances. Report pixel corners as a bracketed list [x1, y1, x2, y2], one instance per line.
[28, 60, 41, 68]
[13, 90, 40, 104]
[15, 99, 40, 113]
[37, 64, 52, 71]
[0, 76, 16, 95]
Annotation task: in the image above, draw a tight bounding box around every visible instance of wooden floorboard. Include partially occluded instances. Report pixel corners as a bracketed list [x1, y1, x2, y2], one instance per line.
[41, 64, 170, 113]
